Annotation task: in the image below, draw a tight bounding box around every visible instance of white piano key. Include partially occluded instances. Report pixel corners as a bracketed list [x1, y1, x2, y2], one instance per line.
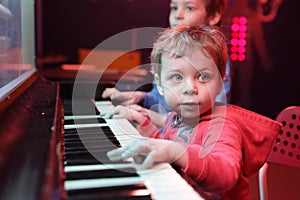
[94, 100, 115, 113]
[136, 163, 204, 200]
[64, 123, 108, 129]
[106, 119, 143, 146]
[64, 115, 100, 120]
[64, 176, 144, 191]
[64, 163, 134, 173]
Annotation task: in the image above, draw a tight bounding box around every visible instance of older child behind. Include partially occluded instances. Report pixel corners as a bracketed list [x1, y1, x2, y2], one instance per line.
[107, 26, 281, 199]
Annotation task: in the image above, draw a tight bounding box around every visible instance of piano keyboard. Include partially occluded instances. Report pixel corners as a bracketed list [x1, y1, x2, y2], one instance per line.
[62, 100, 204, 200]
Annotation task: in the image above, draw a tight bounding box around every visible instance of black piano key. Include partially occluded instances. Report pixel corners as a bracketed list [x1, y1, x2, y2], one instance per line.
[63, 131, 117, 141]
[63, 99, 100, 116]
[63, 136, 116, 143]
[64, 107, 100, 116]
[64, 148, 110, 159]
[64, 127, 109, 134]
[64, 149, 127, 166]
[64, 117, 106, 125]
[64, 126, 113, 133]
[64, 157, 124, 166]
[64, 145, 116, 153]
[64, 148, 109, 160]
[65, 167, 138, 180]
[67, 190, 152, 200]
[64, 151, 97, 160]
[67, 184, 151, 200]
[64, 156, 104, 166]
[64, 138, 120, 147]
[64, 127, 101, 134]
[65, 129, 118, 139]
[63, 144, 120, 152]
[64, 139, 120, 149]
[64, 126, 120, 146]
[64, 148, 111, 155]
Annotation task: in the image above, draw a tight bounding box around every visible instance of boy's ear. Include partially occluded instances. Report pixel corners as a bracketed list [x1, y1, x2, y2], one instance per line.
[154, 74, 164, 96]
[208, 13, 222, 26]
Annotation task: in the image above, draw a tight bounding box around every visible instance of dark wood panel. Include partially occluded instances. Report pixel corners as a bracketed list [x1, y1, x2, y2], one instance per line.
[0, 76, 62, 200]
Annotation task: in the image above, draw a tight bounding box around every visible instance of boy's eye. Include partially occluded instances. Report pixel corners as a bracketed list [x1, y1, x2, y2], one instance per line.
[172, 74, 183, 81]
[186, 6, 195, 11]
[170, 5, 177, 11]
[198, 73, 210, 82]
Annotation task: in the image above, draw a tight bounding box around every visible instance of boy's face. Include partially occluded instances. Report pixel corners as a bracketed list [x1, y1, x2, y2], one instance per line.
[169, 0, 210, 27]
[157, 48, 222, 122]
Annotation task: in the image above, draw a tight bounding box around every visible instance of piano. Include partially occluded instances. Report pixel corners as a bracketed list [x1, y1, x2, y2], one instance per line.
[0, 0, 205, 199]
[0, 72, 205, 199]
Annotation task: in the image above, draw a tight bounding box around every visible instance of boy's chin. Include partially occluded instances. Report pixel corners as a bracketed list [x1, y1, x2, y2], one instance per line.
[180, 113, 201, 120]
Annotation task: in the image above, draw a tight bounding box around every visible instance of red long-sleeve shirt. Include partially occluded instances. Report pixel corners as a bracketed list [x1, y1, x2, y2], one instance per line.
[137, 104, 281, 199]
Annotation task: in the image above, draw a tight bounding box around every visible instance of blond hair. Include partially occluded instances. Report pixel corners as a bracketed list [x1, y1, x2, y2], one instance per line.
[151, 25, 228, 78]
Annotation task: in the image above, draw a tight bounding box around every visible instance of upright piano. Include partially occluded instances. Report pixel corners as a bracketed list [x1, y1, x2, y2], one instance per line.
[0, 0, 205, 199]
[0, 68, 207, 200]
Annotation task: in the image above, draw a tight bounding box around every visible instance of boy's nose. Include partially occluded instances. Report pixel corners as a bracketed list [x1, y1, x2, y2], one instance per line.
[175, 8, 184, 20]
[183, 80, 198, 95]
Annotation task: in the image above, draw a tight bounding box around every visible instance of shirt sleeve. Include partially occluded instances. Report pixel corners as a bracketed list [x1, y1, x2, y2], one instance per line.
[136, 117, 161, 138]
[182, 119, 243, 192]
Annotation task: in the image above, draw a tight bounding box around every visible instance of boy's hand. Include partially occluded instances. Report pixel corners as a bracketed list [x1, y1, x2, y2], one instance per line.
[111, 105, 147, 125]
[107, 137, 187, 169]
[102, 87, 145, 106]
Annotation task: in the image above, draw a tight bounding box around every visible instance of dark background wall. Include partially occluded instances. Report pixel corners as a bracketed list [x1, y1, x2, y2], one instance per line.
[250, 0, 300, 118]
[37, 0, 170, 60]
[36, 0, 300, 119]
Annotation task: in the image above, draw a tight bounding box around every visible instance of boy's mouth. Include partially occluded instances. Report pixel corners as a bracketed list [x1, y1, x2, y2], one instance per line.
[180, 102, 200, 109]
[181, 102, 199, 106]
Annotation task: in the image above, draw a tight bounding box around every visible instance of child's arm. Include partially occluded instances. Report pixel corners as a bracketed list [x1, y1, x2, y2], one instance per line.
[111, 105, 161, 138]
[102, 88, 145, 105]
[107, 137, 188, 169]
[111, 105, 146, 125]
[182, 120, 243, 192]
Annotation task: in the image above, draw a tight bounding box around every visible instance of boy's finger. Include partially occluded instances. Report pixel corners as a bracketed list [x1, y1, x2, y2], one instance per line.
[141, 151, 158, 169]
[106, 147, 126, 161]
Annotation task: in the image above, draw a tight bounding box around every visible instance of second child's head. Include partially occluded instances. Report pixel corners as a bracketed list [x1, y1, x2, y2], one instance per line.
[151, 25, 228, 123]
[169, 0, 227, 27]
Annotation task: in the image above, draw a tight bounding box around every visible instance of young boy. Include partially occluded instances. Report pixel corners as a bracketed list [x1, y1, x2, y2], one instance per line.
[107, 25, 281, 199]
[102, 0, 230, 128]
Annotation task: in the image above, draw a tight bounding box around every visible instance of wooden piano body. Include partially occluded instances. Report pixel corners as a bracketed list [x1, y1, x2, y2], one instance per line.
[0, 73, 61, 199]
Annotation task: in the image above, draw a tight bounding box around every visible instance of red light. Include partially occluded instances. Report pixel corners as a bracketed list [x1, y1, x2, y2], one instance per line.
[231, 38, 239, 46]
[238, 46, 246, 53]
[230, 16, 248, 62]
[231, 23, 239, 32]
[231, 32, 238, 38]
[238, 54, 245, 61]
[238, 32, 246, 39]
[239, 16, 247, 25]
[231, 46, 238, 53]
[230, 53, 238, 61]
[238, 39, 246, 46]
[240, 25, 247, 32]
[232, 17, 240, 24]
